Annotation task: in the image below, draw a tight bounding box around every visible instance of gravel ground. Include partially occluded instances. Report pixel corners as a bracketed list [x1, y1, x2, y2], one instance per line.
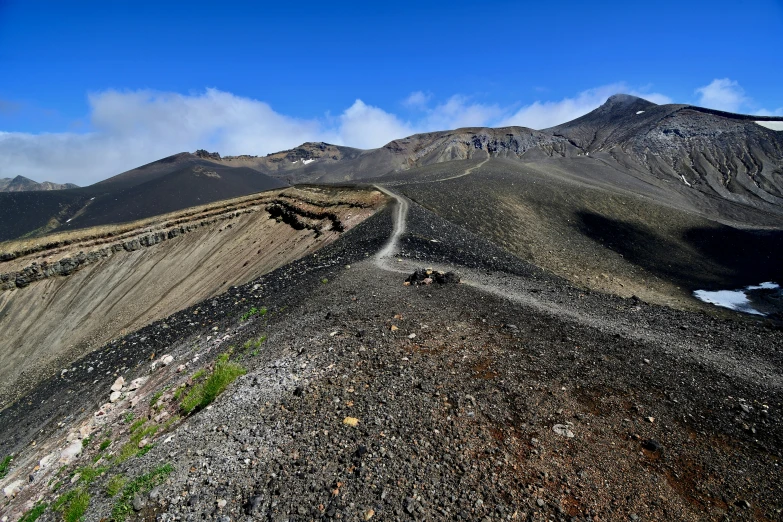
[1, 194, 782, 522]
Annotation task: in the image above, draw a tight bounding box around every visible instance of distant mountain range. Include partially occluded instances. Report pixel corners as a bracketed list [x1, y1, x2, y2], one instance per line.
[1, 94, 781, 242]
[0, 175, 78, 192]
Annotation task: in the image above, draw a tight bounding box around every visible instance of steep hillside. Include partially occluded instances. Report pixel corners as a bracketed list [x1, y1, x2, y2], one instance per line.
[0, 186, 386, 408]
[549, 94, 783, 211]
[0, 155, 285, 241]
[0, 176, 78, 192]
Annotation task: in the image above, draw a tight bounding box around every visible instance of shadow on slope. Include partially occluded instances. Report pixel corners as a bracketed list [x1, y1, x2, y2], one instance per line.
[577, 211, 783, 290]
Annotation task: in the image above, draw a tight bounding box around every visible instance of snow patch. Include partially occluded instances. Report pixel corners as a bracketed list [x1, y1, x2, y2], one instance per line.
[694, 282, 780, 316]
[756, 121, 783, 131]
[66, 218, 72, 223]
[680, 175, 692, 187]
[302, 158, 315, 165]
[636, 111, 645, 115]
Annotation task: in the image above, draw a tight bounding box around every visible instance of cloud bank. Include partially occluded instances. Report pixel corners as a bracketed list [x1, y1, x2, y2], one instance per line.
[1, 80, 774, 185]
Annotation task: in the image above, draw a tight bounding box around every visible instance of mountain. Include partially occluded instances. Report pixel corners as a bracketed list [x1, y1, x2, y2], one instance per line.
[0, 153, 285, 242]
[0, 175, 78, 192]
[548, 94, 783, 211]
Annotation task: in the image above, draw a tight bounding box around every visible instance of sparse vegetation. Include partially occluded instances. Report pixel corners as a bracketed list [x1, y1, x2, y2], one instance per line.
[81, 436, 90, 448]
[242, 335, 267, 357]
[181, 354, 246, 414]
[18, 502, 47, 522]
[53, 487, 90, 522]
[149, 389, 165, 406]
[112, 464, 173, 522]
[0, 454, 11, 478]
[105, 474, 127, 497]
[321, 277, 329, 284]
[77, 464, 108, 485]
[123, 412, 134, 424]
[99, 438, 112, 451]
[129, 418, 146, 433]
[191, 368, 206, 382]
[240, 306, 267, 321]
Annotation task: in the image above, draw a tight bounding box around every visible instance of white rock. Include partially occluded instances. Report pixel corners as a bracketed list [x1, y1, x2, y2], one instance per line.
[128, 377, 147, 390]
[110, 376, 125, 392]
[70, 472, 81, 484]
[552, 424, 575, 438]
[130, 395, 141, 407]
[109, 391, 122, 403]
[79, 425, 92, 439]
[161, 355, 174, 366]
[66, 431, 80, 442]
[217, 499, 227, 508]
[59, 440, 82, 464]
[176, 364, 186, 373]
[3, 479, 23, 499]
[40, 451, 59, 469]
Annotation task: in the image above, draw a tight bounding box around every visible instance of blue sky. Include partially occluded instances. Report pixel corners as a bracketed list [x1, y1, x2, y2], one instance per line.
[1, 0, 782, 184]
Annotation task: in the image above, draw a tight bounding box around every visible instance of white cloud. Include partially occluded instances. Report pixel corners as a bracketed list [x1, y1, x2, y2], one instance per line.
[498, 83, 671, 129]
[402, 91, 432, 108]
[0, 83, 689, 185]
[695, 78, 749, 112]
[422, 95, 505, 131]
[338, 99, 414, 149]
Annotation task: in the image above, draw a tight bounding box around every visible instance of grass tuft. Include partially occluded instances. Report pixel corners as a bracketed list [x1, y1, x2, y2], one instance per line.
[19, 502, 47, 522]
[111, 464, 173, 522]
[240, 306, 267, 321]
[0, 454, 11, 478]
[53, 487, 90, 522]
[99, 439, 112, 451]
[105, 474, 127, 497]
[181, 355, 246, 414]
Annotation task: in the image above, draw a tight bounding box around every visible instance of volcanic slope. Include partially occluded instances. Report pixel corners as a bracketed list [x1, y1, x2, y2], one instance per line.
[0, 176, 78, 192]
[212, 95, 783, 215]
[0, 153, 285, 242]
[0, 185, 385, 408]
[386, 155, 783, 312]
[0, 191, 781, 522]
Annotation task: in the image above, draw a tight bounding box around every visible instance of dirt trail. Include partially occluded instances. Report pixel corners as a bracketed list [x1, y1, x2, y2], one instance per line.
[372, 185, 783, 390]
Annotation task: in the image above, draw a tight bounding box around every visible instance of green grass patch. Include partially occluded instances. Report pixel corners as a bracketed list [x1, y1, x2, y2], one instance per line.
[115, 443, 139, 464]
[173, 385, 187, 401]
[123, 412, 134, 424]
[0, 454, 11, 478]
[81, 437, 90, 448]
[181, 355, 246, 414]
[162, 415, 181, 430]
[105, 474, 127, 497]
[191, 368, 206, 382]
[149, 390, 164, 406]
[240, 306, 267, 321]
[76, 465, 108, 485]
[19, 502, 47, 522]
[321, 277, 328, 284]
[99, 439, 112, 451]
[137, 444, 154, 457]
[111, 464, 173, 522]
[128, 419, 146, 433]
[53, 487, 90, 522]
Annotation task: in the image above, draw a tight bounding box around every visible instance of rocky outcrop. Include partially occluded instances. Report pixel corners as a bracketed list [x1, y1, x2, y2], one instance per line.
[0, 176, 78, 192]
[194, 149, 221, 160]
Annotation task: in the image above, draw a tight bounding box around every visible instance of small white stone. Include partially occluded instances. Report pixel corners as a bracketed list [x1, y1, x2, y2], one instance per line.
[217, 499, 227, 508]
[110, 376, 125, 392]
[59, 440, 82, 464]
[3, 480, 23, 499]
[161, 355, 174, 366]
[109, 391, 122, 403]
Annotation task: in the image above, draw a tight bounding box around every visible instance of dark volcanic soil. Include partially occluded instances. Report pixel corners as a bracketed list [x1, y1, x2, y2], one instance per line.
[1, 195, 782, 522]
